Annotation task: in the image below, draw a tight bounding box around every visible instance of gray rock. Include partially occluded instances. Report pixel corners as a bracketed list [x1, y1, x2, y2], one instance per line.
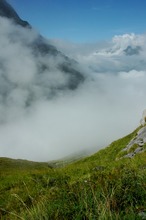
[123, 153, 135, 158]
[122, 147, 128, 151]
[137, 126, 146, 137]
[126, 126, 146, 151]
[138, 142, 144, 147]
[126, 139, 136, 150]
[120, 112, 146, 159]
[134, 147, 143, 154]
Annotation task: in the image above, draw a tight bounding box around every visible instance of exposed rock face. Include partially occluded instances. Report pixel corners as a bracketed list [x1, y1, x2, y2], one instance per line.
[125, 126, 146, 150]
[118, 110, 146, 159]
[122, 126, 146, 158]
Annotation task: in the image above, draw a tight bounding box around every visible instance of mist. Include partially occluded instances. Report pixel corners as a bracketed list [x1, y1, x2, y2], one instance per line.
[0, 17, 146, 161]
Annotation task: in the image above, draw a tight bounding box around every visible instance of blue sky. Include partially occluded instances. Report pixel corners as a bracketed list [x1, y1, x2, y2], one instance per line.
[7, 0, 146, 42]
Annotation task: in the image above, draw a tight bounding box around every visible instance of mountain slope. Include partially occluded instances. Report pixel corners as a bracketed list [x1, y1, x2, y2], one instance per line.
[0, 124, 146, 219]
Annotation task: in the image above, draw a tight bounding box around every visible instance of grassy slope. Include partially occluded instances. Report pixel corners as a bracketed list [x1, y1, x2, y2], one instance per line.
[0, 126, 146, 219]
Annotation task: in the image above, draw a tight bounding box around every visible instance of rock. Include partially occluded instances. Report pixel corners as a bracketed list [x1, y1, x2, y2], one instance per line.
[123, 153, 135, 158]
[126, 139, 136, 150]
[137, 126, 146, 136]
[122, 147, 128, 151]
[126, 126, 146, 151]
[138, 142, 144, 147]
[120, 110, 146, 159]
[134, 147, 143, 154]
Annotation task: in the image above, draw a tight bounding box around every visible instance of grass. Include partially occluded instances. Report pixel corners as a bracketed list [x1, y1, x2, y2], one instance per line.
[0, 126, 146, 219]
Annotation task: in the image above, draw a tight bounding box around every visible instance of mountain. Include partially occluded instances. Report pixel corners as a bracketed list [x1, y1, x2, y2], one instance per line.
[0, 0, 30, 27]
[93, 33, 144, 58]
[123, 45, 142, 56]
[86, 33, 146, 74]
[0, 0, 84, 98]
[94, 44, 142, 57]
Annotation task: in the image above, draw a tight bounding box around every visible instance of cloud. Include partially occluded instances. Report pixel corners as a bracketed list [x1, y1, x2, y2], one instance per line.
[0, 17, 146, 161]
[119, 70, 145, 79]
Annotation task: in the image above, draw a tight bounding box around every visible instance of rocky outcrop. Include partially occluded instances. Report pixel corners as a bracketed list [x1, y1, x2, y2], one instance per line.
[122, 126, 146, 158]
[118, 110, 146, 159]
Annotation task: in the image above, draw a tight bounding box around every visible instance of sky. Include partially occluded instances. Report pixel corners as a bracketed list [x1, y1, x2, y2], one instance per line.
[7, 0, 146, 42]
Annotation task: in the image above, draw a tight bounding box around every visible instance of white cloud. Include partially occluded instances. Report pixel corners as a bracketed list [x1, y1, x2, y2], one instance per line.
[0, 17, 146, 161]
[119, 70, 145, 79]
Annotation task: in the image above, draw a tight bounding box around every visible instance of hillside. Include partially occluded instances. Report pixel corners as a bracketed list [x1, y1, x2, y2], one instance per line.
[0, 125, 146, 219]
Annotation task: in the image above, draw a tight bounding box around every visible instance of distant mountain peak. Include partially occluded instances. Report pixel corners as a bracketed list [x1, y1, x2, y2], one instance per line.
[123, 45, 142, 56]
[0, 0, 30, 27]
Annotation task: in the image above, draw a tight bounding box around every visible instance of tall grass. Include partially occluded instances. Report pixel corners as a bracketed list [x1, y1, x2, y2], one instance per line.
[0, 126, 146, 219]
[11, 164, 145, 220]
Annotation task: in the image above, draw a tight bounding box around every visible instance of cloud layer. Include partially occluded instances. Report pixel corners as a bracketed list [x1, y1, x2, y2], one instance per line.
[0, 17, 146, 161]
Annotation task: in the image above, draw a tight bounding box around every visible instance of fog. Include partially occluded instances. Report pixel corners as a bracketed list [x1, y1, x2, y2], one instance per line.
[0, 17, 146, 161]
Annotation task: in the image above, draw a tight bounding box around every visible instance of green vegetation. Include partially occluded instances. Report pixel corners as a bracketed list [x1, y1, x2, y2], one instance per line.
[0, 126, 146, 219]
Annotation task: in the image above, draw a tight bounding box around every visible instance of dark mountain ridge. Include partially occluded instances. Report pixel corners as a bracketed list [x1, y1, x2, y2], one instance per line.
[0, 0, 84, 93]
[0, 0, 30, 27]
